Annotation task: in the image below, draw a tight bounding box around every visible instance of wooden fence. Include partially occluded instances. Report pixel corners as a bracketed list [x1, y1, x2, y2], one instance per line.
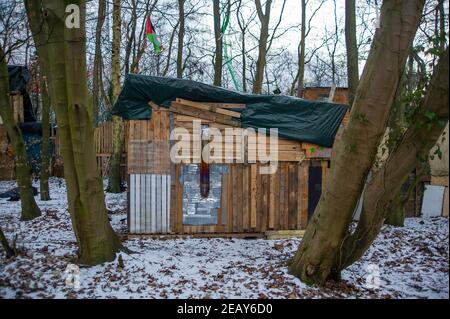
[54, 121, 128, 178]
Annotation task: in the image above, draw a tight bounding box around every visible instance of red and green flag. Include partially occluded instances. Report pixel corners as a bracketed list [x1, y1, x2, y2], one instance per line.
[146, 16, 161, 54]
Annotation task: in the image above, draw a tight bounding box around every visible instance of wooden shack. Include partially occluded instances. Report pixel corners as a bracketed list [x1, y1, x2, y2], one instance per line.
[124, 102, 344, 237]
[111, 75, 348, 237]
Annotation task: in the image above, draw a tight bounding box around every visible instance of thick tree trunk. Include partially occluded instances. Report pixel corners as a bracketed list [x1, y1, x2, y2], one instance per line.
[345, 0, 359, 106]
[177, 0, 185, 79]
[92, 0, 106, 125]
[213, 0, 223, 86]
[335, 48, 448, 271]
[0, 226, 15, 258]
[288, 0, 425, 285]
[252, 0, 272, 94]
[0, 46, 41, 221]
[25, 0, 122, 265]
[39, 72, 50, 200]
[296, 0, 306, 98]
[107, 0, 124, 193]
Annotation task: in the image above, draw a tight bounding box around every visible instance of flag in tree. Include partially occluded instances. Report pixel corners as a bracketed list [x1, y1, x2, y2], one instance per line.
[146, 16, 161, 54]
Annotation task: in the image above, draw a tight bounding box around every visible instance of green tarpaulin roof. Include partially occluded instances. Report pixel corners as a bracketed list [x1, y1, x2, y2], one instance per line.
[112, 74, 348, 147]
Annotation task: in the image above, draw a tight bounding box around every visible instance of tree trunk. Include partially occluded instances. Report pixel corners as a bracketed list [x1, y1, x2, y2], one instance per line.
[252, 0, 272, 94]
[384, 192, 405, 227]
[236, 0, 247, 92]
[25, 0, 122, 265]
[39, 71, 50, 200]
[213, 0, 223, 86]
[0, 45, 41, 221]
[335, 48, 448, 271]
[288, 0, 425, 285]
[177, 0, 185, 79]
[345, 0, 359, 106]
[107, 0, 124, 194]
[124, 0, 137, 76]
[296, 0, 306, 98]
[0, 226, 15, 258]
[163, 19, 179, 76]
[92, 0, 106, 125]
[241, 35, 247, 92]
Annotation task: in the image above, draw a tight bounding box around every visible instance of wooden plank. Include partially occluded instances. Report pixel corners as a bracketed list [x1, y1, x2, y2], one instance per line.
[176, 164, 183, 233]
[242, 165, 249, 230]
[442, 187, 449, 217]
[274, 167, 280, 229]
[288, 163, 297, 229]
[170, 101, 240, 127]
[221, 171, 228, 226]
[300, 161, 309, 228]
[278, 163, 286, 230]
[176, 98, 242, 118]
[284, 164, 290, 229]
[303, 142, 332, 159]
[175, 114, 212, 123]
[261, 170, 268, 232]
[227, 165, 233, 232]
[247, 150, 304, 162]
[236, 165, 244, 232]
[201, 102, 246, 109]
[148, 101, 160, 110]
[269, 169, 276, 229]
[250, 164, 257, 228]
[128, 232, 264, 239]
[297, 162, 303, 229]
[431, 175, 449, 187]
[232, 165, 239, 232]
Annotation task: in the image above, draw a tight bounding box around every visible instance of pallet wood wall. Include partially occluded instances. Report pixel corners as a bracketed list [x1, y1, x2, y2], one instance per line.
[126, 108, 333, 235]
[172, 114, 307, 163]
[171, 162, 310, 234]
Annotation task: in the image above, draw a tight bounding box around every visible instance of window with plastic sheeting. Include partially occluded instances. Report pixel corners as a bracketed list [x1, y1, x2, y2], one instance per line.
[181, 164, 228, 225]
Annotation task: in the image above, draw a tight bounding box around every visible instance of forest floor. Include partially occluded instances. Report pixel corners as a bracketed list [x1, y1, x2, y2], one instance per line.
[0, 178, 448, 299]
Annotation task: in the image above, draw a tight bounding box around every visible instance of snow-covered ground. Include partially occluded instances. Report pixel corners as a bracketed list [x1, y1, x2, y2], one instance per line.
[0, 178, 448, 299]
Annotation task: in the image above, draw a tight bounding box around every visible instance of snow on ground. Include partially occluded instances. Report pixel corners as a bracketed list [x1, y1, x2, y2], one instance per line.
[0, 178, 448, 299]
